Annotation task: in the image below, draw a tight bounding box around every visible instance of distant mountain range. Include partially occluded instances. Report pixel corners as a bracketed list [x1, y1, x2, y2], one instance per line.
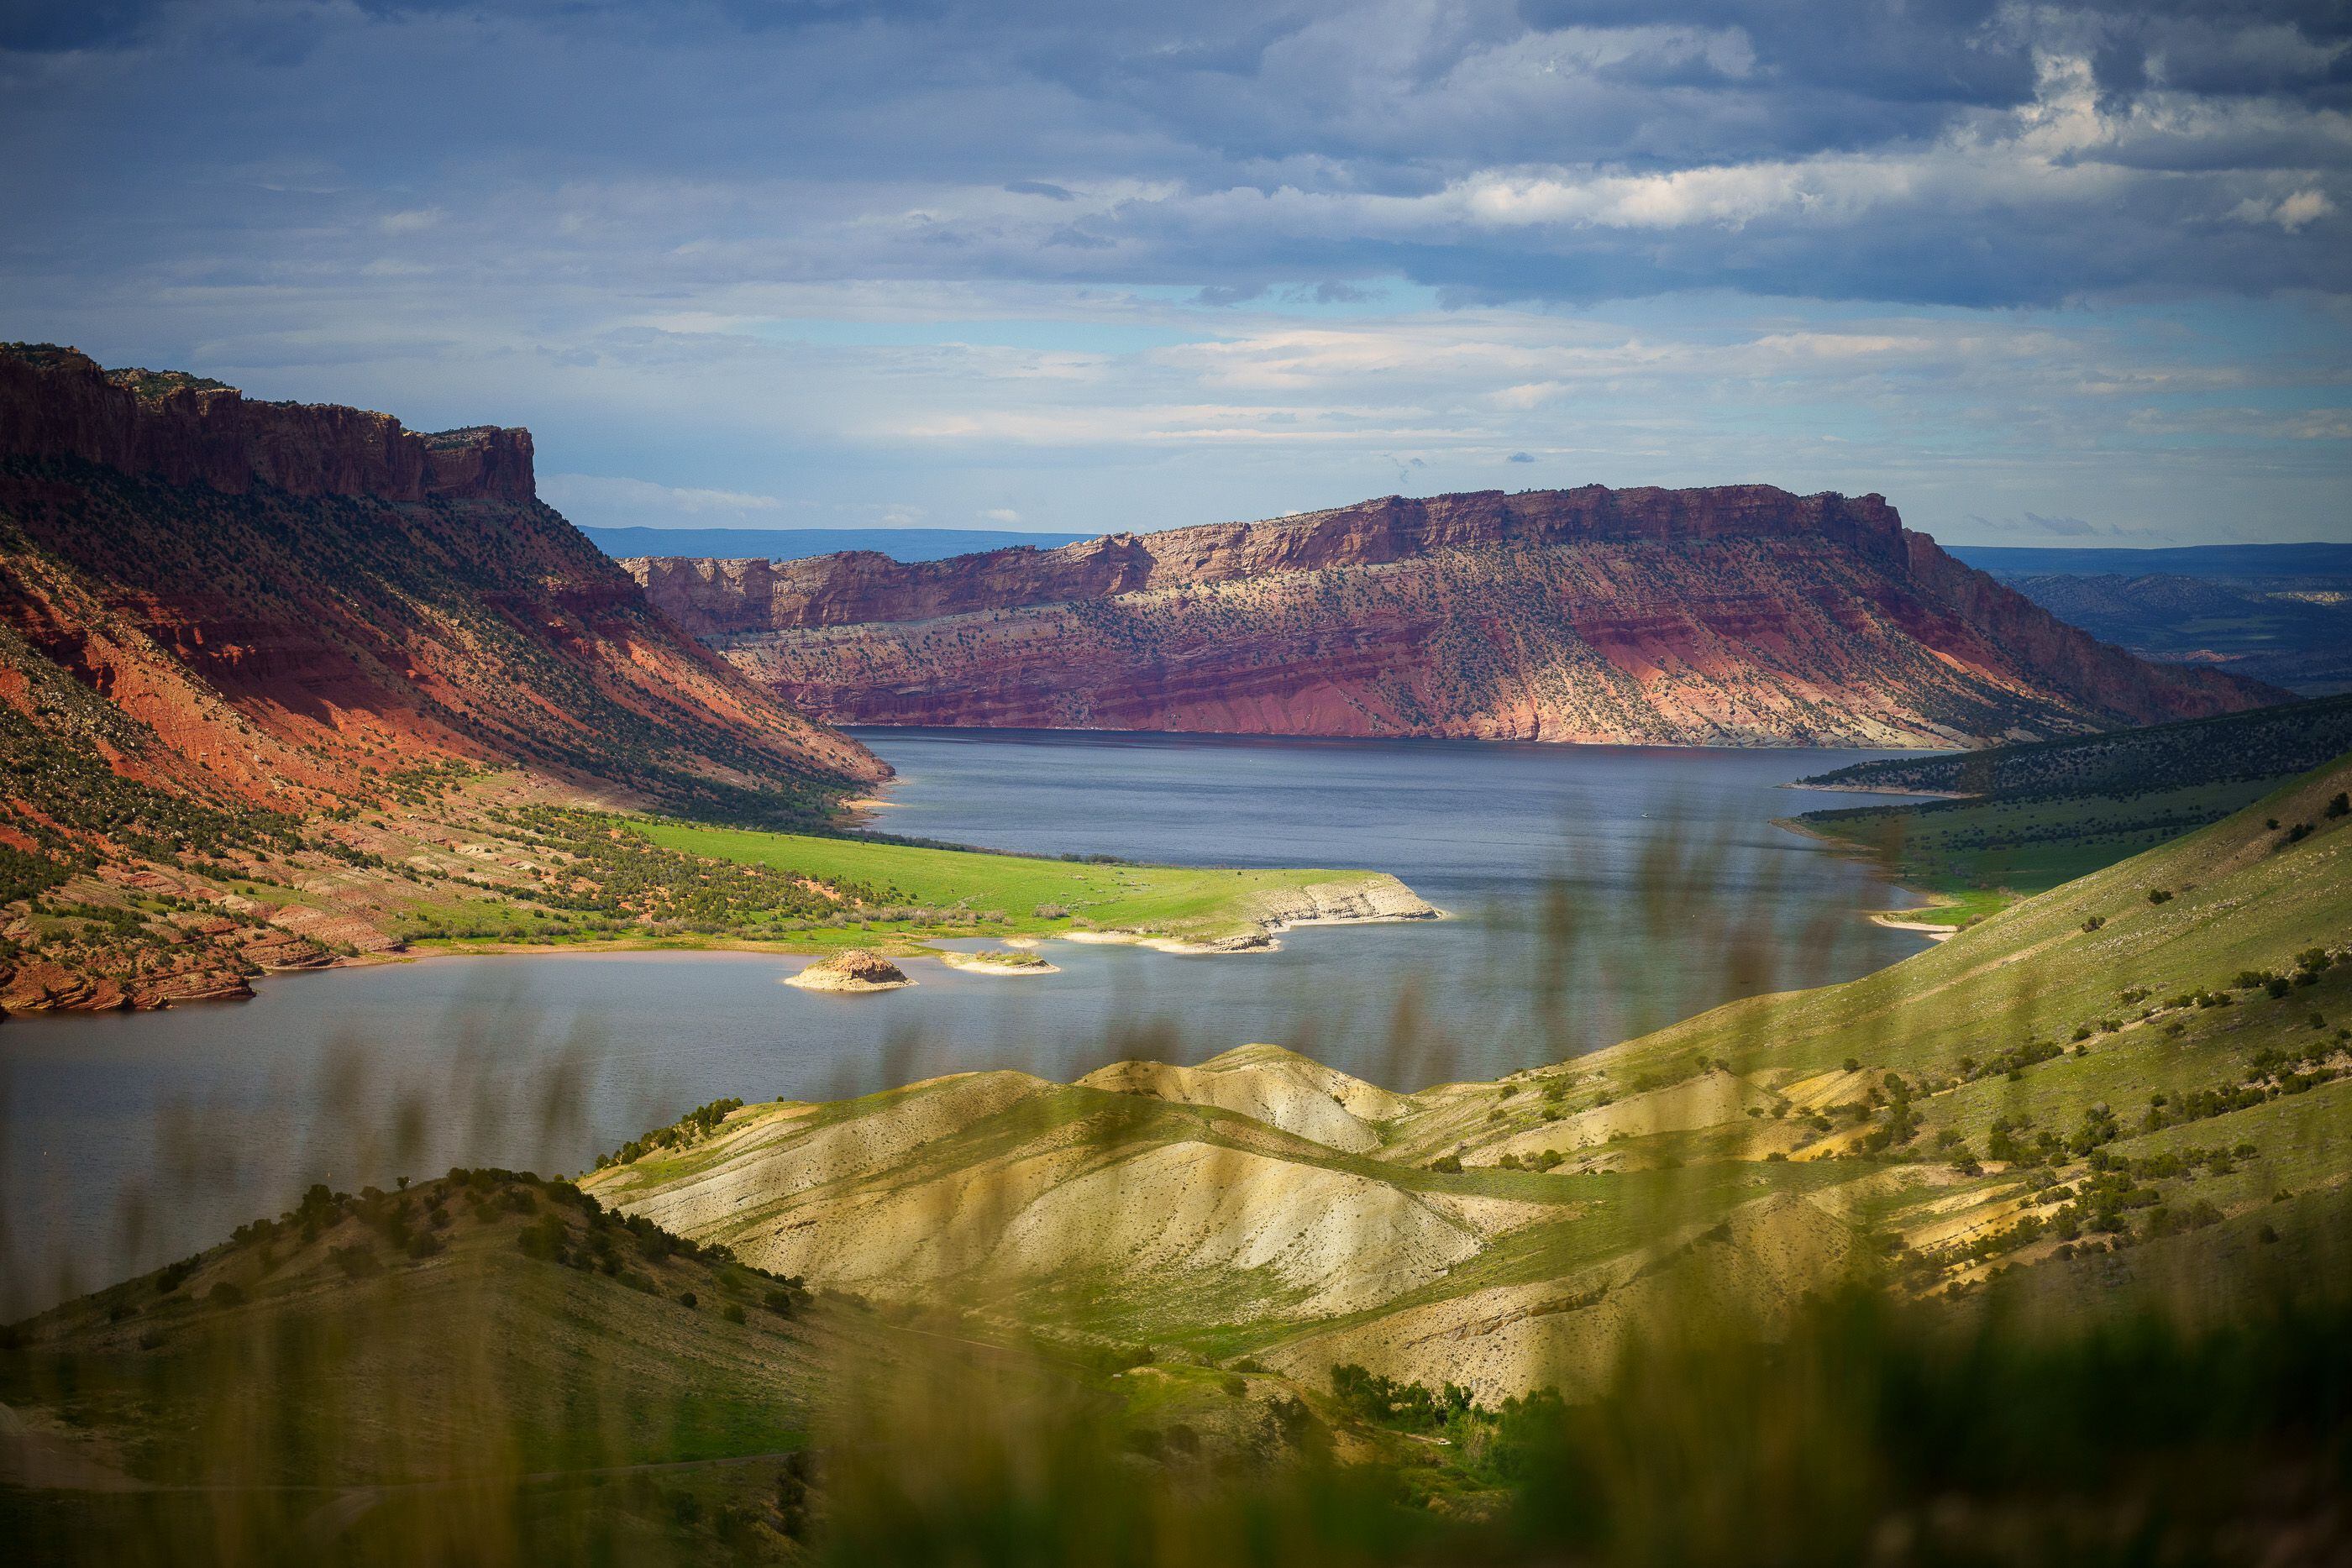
[592, 526, 2351, 703]
[1940, 542, 2352, 696]
[584, 524, 1089, 563]
[586, 529, 2352, 582]
[625, 487, 2282, 749]
[1945, 541, 2352, 578]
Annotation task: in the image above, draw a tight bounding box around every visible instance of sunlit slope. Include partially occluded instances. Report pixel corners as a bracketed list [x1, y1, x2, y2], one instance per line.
[1425, 749, 2352, 1154]
[583, 1056, 1565, 1328]
[630, 819, 1436, 944]
[588, 759, 2350, 1400]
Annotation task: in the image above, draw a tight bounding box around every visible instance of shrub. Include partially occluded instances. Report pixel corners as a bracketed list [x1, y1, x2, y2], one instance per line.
[2147, 889, 2173, 905]
[1429, 1154, 1462, 1174]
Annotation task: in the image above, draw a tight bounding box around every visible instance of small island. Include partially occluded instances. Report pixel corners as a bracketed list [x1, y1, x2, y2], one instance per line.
[939, 948, 1059, 977]
[785, 949, 913, 994]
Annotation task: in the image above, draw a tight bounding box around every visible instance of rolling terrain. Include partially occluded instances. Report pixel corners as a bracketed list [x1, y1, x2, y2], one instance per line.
[1949, 542, 2352, 696]
[626, 486, 2279, 747]
[10, 760, 2346, 1563]
[585, 753, 2352, 1402]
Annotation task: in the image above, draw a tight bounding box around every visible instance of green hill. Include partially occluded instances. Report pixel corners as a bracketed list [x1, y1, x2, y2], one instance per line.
[1792, 695, 2352, 920]
[0, 1168, 915, 1563]
[576, 753, 2352, 1402]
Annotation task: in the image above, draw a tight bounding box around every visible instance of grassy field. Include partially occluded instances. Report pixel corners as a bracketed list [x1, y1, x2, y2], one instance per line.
[628, 819, 1388, 943]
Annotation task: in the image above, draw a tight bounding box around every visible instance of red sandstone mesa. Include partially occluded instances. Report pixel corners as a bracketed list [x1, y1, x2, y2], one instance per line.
[627, 488, 2282, 749]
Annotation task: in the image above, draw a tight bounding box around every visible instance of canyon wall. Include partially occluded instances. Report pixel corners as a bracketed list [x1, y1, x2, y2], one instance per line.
[0, 343, 883, 831]
[628, 486, 2281, 749]
[0, 343, 536, 502]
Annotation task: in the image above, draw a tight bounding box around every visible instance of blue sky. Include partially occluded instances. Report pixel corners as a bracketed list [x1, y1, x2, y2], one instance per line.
[3, 0, 2347, 544]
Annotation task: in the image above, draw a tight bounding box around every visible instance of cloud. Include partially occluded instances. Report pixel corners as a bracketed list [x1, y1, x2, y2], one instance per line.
[983, 506, 1021, 522]
[2232, 187, 2339, 230]
[537, 474, 788, 527]
[4, 0, 2349, 547]
[2023, 511, 2102, 538]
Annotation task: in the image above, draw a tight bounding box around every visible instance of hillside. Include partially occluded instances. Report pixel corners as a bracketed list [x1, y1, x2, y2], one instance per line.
[625, 487, 2279, 748]
[1802, 694, 2352, 800]
[0, 343, 882, 823]
[1790, 695, 2352, 920]
[0, 1167, 995, 1561]
[0, 343, 916, 1009]
[585, 753, 2352, 1402]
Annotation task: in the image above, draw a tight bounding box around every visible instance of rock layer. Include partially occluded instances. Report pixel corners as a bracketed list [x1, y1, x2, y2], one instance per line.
[630, 487, 2281, 748]
[0, 342, 882, 823]
[0, 343, 536, 502]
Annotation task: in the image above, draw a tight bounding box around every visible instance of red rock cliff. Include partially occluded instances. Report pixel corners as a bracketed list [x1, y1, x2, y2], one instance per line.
[0, 343, 884, 831]
[0, 343, 536, 502]
[627, 486, 2281, 749]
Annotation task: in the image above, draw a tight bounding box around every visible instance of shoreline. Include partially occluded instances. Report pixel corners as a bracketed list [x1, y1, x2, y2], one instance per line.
[0, 882, 1441, 1019]
[1771, 814, 1961, 940]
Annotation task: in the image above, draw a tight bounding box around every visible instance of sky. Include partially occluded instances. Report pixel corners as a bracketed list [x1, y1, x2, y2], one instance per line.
[3, 1, 2348, 547]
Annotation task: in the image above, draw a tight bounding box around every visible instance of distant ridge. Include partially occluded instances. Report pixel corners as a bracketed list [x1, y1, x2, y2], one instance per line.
[1947, 541, 2352, 579]
[1799, 692, 2352, 799]
[583, 524, 1089, 564]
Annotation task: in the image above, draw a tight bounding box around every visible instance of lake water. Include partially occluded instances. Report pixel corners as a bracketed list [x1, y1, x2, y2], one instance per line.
[0, 729, 1931, 1312]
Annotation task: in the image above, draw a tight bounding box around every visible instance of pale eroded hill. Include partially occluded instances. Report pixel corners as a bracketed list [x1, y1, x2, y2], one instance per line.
[587, 757, 2352, 1401]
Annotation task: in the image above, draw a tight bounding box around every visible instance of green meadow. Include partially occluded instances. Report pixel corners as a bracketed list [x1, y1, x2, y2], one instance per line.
[629, 819, 1382, 943]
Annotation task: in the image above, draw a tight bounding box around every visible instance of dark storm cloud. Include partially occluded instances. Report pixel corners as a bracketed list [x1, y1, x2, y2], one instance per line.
[0, 0, 2344, 316]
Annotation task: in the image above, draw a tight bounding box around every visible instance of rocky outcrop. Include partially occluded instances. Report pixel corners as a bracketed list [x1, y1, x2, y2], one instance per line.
[629, 486, 2282, 748]
[785, 948, 913, 993]
[0, 343, 535, 502]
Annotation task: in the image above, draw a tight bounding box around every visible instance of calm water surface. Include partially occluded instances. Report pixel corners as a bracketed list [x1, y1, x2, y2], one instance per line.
[1, 729, 1931, 1309]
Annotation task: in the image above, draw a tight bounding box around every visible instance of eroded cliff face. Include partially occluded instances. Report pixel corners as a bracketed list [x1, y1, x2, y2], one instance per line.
[0, 343, 538, 503]
[0, 341, 888, 1010]
[0, 343, 881, 814]
[627, 487, 2279, 748]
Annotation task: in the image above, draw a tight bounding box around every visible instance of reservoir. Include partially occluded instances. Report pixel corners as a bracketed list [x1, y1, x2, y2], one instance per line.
[1, 729, 1932, 1311]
